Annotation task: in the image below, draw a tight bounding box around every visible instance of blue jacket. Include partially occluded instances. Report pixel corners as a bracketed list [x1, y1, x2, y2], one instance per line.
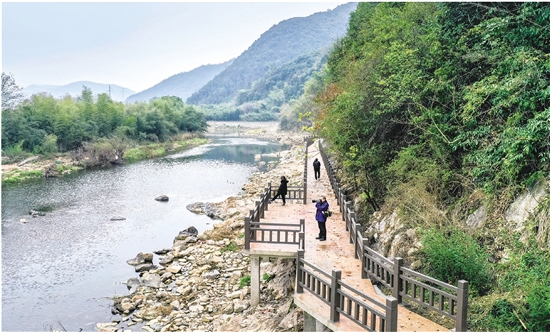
[315, 200, 329, 222]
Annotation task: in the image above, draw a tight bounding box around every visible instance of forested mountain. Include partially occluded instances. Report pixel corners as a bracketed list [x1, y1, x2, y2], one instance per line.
[186, 2, 357, 105]
[22, 81, 134, 102]
[236, 50, 327, 107]
[125, 60, 233, 103]
[307, 3, 550, 331]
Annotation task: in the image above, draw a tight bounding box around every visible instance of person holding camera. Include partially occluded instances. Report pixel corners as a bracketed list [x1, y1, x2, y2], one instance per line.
[314, 196, 329, 241]
[271, 176, 289, 206]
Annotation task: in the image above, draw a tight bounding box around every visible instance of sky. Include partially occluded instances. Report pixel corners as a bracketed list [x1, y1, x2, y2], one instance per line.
[2, 2, 346, 93]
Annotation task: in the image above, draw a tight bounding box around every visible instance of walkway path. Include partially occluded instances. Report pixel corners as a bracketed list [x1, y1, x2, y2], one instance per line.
[252, 140, 448, 332]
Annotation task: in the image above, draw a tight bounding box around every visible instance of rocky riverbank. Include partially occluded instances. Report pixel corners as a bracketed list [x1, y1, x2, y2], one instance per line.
[97, 126, 309, 332]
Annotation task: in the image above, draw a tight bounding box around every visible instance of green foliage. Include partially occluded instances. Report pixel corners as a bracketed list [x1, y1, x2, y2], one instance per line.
[2, 169, 43, 185]
[420, 227, 493, 296]
[262, 273, 275, 282]
[41, 134, 59, 156]
[220, 242, 238, 253]
[1, 90, 207, 157]
[470, 236, 550, 331]
[239, 275, 251, 289]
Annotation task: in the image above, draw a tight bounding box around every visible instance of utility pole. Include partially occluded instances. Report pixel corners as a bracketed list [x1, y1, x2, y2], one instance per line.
[108, 85, 111, 97]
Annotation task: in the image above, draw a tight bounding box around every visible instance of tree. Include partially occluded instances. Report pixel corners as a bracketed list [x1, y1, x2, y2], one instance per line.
[2, 72, 24, 110]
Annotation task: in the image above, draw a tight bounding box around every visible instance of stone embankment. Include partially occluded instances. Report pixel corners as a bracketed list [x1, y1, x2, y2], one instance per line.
[97, 128, 309, 332]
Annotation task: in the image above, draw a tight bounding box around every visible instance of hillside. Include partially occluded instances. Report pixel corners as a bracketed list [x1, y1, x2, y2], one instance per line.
[186, 2, 357, 105]
[125, 60, 233, 103]
[310, 3, 550, 331]
[22, 81, 134, 102]
[236, 50, 327, 107]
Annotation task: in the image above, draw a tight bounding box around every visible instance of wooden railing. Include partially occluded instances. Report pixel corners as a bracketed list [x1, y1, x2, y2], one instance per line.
[297, 250, 398, 332]
[244, 140, 312, 250]
[245, 218, 304, 249]
[319, 141, 469, 332]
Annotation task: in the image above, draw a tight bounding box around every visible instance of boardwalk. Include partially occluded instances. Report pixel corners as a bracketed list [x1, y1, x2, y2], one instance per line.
[250, 141, 448, 332]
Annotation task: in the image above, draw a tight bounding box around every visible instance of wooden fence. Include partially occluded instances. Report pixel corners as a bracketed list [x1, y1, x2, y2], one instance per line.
[244, 139, 312, 250]
[319, 141, 468, 332]
[297, 250, 398, 332]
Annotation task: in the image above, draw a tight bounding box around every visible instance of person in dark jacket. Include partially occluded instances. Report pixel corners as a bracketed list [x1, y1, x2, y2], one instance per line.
[313, 158, 321, 180]
[271, 176, 289, 206]
[315, 196, 329, 241]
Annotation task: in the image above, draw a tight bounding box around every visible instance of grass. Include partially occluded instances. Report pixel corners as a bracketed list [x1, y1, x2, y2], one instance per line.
[122, 136, 208, 163]
[2, 169, 43, 185]
[239, 275, 251, 289]
[263, 273, 275, 282]
[220, 242, 239, 253]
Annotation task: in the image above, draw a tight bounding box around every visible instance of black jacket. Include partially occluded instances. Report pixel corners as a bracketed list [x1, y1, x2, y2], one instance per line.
[313, 160, 321, 170]
[278, 179, 289, 195]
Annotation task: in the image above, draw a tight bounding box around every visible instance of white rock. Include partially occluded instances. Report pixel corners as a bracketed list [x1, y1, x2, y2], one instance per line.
[166, 265, 181, 273]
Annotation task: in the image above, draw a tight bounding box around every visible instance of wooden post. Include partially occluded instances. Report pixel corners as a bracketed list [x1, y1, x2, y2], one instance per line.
[256, 201, 262, 219]
[330, 270, 342, 323]
[361, 238, 369, 279]
[385, 297, 398, 332]
[354, 222, 362, 258]
[296, 249, 305, 294]
[456, 280, 469, 332]
[393, 258, 403, 303]
[264, 187, 269, 211]
[244, 217, 251, 250]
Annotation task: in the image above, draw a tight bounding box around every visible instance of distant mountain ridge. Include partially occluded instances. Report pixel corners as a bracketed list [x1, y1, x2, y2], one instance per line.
[186, 2, 357, 105]
[125, 60, 233, 103]
[22, 81, 134, 102]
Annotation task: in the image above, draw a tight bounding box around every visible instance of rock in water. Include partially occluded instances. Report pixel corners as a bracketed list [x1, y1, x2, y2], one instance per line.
[127, 252, 153, 266]
[155, 195, 169, 202]
[179, 226, 199, 237]
[29, 210, 46, 217]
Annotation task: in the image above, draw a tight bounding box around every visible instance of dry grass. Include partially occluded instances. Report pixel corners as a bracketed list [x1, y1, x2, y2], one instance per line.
[204, 224, 238, 242]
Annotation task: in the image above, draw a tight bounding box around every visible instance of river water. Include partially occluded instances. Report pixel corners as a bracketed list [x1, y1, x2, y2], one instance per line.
[1, 134, 285, 331]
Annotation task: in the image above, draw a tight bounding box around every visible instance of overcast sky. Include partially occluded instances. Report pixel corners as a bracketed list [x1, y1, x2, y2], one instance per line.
[2, 2, 346, 92]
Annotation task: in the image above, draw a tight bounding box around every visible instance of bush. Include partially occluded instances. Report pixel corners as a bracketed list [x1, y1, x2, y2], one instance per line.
[41, 134, 59, 156]
[420, 227, 493, 295]
[221, 242, 238, 253]
[239, 275, 251, 289]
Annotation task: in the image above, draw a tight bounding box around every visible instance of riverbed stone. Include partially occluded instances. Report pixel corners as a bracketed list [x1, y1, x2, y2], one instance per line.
[141, 273, 163, 288]
[135, 263, 156, 273]
[165, 265, 181, 274]
[202, 269, 220, 279]
[155, 195, 169, 202]
[127, 252, 153, 266]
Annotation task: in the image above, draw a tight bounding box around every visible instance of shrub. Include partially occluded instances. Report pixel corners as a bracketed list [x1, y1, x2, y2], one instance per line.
[420, 227, 493, 295]
[239, 275, 251, 289]
[221, 242, 238, 253]
[263, 273, 275, 282]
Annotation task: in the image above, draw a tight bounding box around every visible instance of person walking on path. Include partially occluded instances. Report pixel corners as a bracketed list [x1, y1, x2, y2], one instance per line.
[271, 176, 289, 206]
[313, 158, 321, 180]
[315, 196, 329, 241]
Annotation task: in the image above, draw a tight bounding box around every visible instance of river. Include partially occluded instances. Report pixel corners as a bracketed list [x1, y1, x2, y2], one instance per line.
[1, 134, 285, 331]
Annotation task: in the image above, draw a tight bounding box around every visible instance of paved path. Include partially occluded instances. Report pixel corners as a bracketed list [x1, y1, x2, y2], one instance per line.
[253, 141, 448, 332]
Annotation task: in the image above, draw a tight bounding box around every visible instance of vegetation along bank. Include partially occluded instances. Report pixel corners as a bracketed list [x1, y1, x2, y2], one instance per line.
[1, 89, 209, 185]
